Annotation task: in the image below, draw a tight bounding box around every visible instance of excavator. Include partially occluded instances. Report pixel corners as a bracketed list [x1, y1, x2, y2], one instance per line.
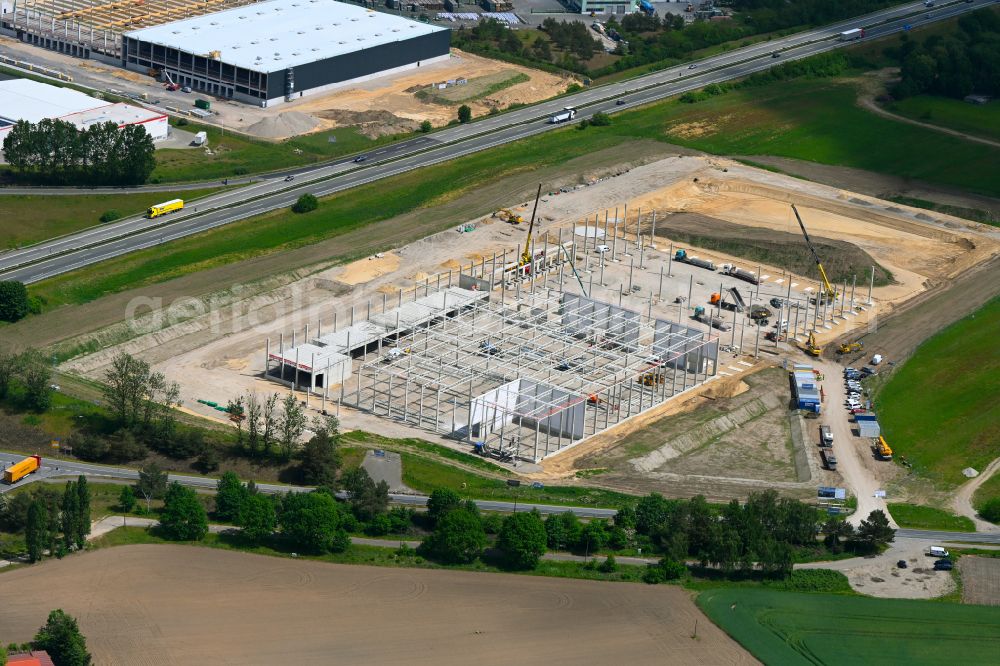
[805, 331, 821, 357]
[495, 209, 524, 224]
[838, 341, 864, 354]
[791, 204, 837, 304]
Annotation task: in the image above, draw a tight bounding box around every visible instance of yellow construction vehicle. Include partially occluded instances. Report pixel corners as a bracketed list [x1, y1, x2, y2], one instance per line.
[638, 371, 666, 386]
[791, 204, 837, 303]
[804, 331, 821, 356]
[494, 209, 524, 224]
[875, 436, 893, 460]
[520, 184, 544, 268]
[838, 341, 864, 354]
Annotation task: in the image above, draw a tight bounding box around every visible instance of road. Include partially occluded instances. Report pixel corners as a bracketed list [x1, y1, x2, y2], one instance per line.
[0, 0, 990, 284]
[4, 451, 998, 543]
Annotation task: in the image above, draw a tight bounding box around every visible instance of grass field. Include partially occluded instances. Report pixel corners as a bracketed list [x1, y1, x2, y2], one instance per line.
[697, 588, 1000, 665]
[0, 187, 224, 249]
[27, 75, 1000, 311]
[876, 298, 1000, 486]
[886, 503, 975, 532]
[887, 95, 1000, 144]
[974, 474, 1000, 513]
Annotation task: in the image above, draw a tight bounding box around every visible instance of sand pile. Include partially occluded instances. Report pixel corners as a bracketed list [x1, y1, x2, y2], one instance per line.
[246, 111, 320, 139]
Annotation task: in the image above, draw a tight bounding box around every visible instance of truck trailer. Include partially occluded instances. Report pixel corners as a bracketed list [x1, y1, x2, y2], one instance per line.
[3, 455, 41, 484]
[146, 199, 185, 218]
[839, 28, 864, 41]
[675, 249, 717, 271]
[720, 264, 759, 285]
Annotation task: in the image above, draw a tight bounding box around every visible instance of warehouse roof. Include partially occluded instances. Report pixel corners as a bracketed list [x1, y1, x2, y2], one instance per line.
[0, 79, 107, 126]
[124, 0, 448, 72]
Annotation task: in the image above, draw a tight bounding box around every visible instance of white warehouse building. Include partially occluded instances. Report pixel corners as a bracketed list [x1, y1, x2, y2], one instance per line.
[0, 78, 169, 141]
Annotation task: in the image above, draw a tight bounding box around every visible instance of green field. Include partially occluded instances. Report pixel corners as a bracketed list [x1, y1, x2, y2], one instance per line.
[974, 474, 1000, 514]
[876, 298, 1000, 486]
[887, 96, 1000, 144]
[0, 187, 224, 249]
[698, 588, 1000, 665]
[26, 75, 1000, 310]
[886, 503, 975, 532]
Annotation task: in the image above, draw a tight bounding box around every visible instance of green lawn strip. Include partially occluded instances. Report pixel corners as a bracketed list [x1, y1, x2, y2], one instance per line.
[875, 298, 1000, 486]
[28, 76, 1000, 309]
[87, 526, 649, 583]
[886, 95, 1000, 144]
[398, 452, 636, 508]
[886, 503, 975, 532]
[973, 473, 1000, 514]
[152, 120, 403, 183]
[697, 588, 1000, 666]
[889, 196, 999, 228]
[0, 187, 226, 249]
[341, 430, 510, 476]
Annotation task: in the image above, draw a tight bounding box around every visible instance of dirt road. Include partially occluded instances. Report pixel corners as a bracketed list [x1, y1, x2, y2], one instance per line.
[0, 545, 757, 666]
[952, 457, 1000, 533]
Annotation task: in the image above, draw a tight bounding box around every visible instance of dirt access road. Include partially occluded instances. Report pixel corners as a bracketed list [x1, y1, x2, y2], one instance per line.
[0, 545, 756, 666]
[952, 457, 1000, 533]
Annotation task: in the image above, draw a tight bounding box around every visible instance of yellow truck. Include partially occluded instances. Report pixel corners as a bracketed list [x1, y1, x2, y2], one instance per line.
[146, 198, 184, 219]
[3, 455, 41, 484]
[875, 436, 893, 461]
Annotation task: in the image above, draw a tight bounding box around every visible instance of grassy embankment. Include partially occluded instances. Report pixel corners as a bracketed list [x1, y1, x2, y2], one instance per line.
[0, 188, 225, 249]
[974, 473, 1000, 515]
[698, 588, 1000, 665]
[876, 298, 1000, 487]
[886, 503, 975, 532]
[28, 75, 1000, 311]
[886, 95, 1000, 144]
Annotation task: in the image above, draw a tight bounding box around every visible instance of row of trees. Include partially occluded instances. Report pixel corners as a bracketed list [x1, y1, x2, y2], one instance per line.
[4, 477, 92, 563]
[0, 348, 53, 411]
[2, 118, 156, 185]
[893, 9, 1000, 99]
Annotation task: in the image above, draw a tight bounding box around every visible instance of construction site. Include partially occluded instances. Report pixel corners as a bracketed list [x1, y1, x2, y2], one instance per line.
[58, 153, 1000, 489]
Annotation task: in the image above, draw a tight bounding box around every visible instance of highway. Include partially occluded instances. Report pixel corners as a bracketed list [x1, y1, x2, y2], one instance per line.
[4, 452, 999, 543]
[0, 0, 991, 284]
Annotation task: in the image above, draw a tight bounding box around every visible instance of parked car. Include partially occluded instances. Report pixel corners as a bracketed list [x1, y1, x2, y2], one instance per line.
[846, 400, 862, 409]
[769, 297, 784, 308]
[927, 546, 950, 558]
[849, 407, 868, 415]
[595, 245, 610, 254]
[897, 560, 907, 569]
[934, 560, 953, 571]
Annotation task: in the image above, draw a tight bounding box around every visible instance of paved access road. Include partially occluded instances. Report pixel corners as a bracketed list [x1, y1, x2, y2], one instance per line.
[0, 0, 990, 284]
[4, 451, 998, 542]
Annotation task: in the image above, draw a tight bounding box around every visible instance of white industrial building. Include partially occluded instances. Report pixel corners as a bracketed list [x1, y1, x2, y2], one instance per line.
[0, 78, 168, 141]
[122, 0, 451, 106]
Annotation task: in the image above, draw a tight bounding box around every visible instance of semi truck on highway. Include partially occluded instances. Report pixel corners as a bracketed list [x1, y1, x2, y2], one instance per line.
[3, 455, 41, 484]
[839, 28, 864, 41]
[548, 107, 577, 124]
[146, 199, 185, 219]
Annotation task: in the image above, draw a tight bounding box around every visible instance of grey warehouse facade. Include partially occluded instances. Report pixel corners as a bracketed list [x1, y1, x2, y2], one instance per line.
[122, 0, 451, 106]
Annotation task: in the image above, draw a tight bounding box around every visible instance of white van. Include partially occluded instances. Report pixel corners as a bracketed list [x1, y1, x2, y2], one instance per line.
[927, 546, 949, 558]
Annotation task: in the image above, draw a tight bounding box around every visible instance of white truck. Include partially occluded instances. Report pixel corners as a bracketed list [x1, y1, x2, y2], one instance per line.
[192, 131, 208, 146]
[820, 425, 833, 447]
[549, 107, 577, 124]
[720, 263, 759, 285]
[839, 28, 864, 41]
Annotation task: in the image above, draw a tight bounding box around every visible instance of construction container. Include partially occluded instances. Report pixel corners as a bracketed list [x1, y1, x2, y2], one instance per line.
[194, 98, 211, 110]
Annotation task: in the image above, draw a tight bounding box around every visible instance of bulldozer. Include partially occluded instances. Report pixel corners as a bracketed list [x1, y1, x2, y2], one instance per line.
[838, 341, 864, 354]
[494, 209, 524, 224]
[804, 331, 821, 357]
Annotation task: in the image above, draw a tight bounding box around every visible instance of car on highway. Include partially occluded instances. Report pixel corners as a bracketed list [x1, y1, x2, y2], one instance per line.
[354, 155, 368, 163]
[615, 99, 626, 106]
[284, 175, 295, 182]
[688, 64, 697, 69]
[771, 51, 781, 58]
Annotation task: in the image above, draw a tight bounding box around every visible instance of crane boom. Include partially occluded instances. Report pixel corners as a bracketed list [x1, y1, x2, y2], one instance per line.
[521, 183, 543, 266]
[791, 204, 836, 300]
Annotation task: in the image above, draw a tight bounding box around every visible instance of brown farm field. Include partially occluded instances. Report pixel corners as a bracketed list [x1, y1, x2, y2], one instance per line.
[0, 545, 756, 666]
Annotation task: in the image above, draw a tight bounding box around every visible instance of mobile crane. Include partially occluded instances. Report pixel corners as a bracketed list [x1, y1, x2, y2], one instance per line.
[791, 204, 837, 304]
[520, 183, 543, 268]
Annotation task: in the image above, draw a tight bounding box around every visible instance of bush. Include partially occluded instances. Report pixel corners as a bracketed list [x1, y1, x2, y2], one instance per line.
[979, 497, 1000, 524]
[420, 120, 433, 133]
[99, 210, 122, 223]
[177, 118, 190, 126]
[291, 193, 319, 214]
[590, 112, 612, 126]
[233, 166, 249, 175]
[643, 558, 687, 584]
[598, 554, 618, 573]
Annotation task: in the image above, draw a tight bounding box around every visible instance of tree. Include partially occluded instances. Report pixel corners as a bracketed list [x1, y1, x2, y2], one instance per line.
[299, 416, 341, 486]
[101, 352, 179, 434]
[0, 280, 30, 323]
[341, 467, 389, 522]
[278, 394, 307, 460]
[238, 494, 276, 544]
[457, 104, 472, 123]
[420, 504, 486, 564]
[0, 351, 18, 399]
[260, 393, 279, 455]
[75, 476, 90, 548]
[292, 193, 318, 214]
[159, 482, 208, 541]
[33, 609, 91, 666]
[578, 520, 607, 556]
[426, 488, 462, 524]
[855, 509, 895, 552]
[279, 491, 346, 553]
[420, 120, 433, 133]
[497, 510, 547, 570]
[26, 500, 49, 562]
[635, 493, 672, 535]
[214, 471, 249, 522]
[980, 497, 1000, 524]
[821, 518, 854, 553]
[118, 485, 136, 514]
[136, 463, 168, 511]
[60, 481, 79, 550]
[19, 349, 52, 411]
[544, 513, 566, 550]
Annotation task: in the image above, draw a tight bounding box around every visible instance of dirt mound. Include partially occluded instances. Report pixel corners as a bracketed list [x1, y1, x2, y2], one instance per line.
[246, 111, 321, 139]
[317, 109, 421, 138]
[654, 212, 894, 286]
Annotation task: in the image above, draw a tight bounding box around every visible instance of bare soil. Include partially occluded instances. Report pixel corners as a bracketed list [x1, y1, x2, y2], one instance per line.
[0, 545, 756, 665]
[959, 556, 1000, 606]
